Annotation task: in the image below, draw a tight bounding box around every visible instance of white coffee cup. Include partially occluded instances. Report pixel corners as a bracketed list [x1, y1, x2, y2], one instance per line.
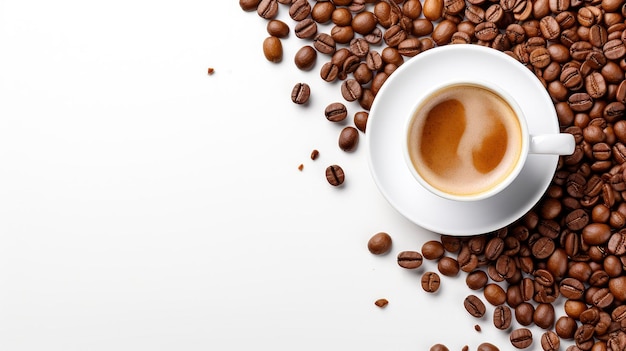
[402, 79, 575, 202]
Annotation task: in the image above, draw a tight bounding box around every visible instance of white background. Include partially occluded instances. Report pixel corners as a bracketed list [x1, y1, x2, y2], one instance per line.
[0, 1, 559, 350]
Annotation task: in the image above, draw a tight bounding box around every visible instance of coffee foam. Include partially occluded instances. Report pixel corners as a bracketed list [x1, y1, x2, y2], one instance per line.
[408, 85, 523, 197]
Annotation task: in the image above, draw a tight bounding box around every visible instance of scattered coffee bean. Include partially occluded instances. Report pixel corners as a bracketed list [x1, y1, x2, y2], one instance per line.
[429, 344, 449, 351]
[239, 0, 260, 12]
[421, 271, 441, 293]
[294, 45, 317, 71]
[510, 328, 533, 349]
[540, 330, 560, 351]
[325, 164, 345, 187]
[297, 163, 303, 171]
[464, 294, 486, 318]
[367, 232, 392, 255]
[310, 149, 319, 160]
[493, 305, 512, 330]
[397, 250, 423, 269]
[438, 256, 460, 276]
[354, 111, 368, 133]
[477, 343, 499, 351]
[291, 83, 310, 105]
[374, 298, 389, 308]
[262, 36, 282, 63]
[266, 19, 289, 38]
[338, 126, 359, 152]
[474, 324, 481, 332]
[324, 102, 347, 122]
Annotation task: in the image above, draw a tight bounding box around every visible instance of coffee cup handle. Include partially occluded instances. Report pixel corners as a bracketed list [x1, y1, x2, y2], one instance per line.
[529, 133, 576, 155]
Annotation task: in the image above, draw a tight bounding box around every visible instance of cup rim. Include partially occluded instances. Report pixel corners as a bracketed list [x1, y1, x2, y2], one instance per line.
[402, 79, 530, 202]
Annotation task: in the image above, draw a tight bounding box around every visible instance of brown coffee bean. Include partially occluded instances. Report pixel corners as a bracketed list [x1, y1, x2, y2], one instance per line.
[367, 232, 391, 255]
[240, 0, 260, 11]
[493, 305, 512, 330]
[421, 271, 441, 292]
[555, 316, 577, 339]
[430, 344, 449, 351]
[475, 21, 499, 41]
[291, 83, 310, 105]
[320, 62, 339, 82]
[510, 328, 533, 349]
[397, 251, 423, 269]
[582, 223, 612, 245]
[437, 256, 460, 276]
[540, 331, 560, 351]
[431, 20, 457, 45]
[464, 294, 486, 318]
[353, 111, 368, 133]
[466, 270, 489, 290]
[311, 1, 335, 23]
[267, 19, 289, 38]
[263, 36, 283, 63]
[374, 298, 388, 308]
[421, 240, 445, 260]
[257, 0, 279, 19]
[325, 164, 345, 187]
[592, 287, 614, 308]
[341, 79, 363, 102]
[423, 0, 444, 20]
[604, 39, 626, 60]
[325, 102, 347, 122]
[352, 11, 377, 35]
[294, 19, 317, 39]
[484, 283, 506, 306]
[313, 33, 336, 55]
[294, 46, 317, 71]
[354, 64, 373, 85]
[289, 0, 311, 21]
[338, 126, 359, 152]
[477, 343, 499, 351]
[515, 302, 535, 326]
[560, 277, 585, 299]
[608, 231, 626, 254]
[330, 25, 354, 44]
[534, 303, 556, 329]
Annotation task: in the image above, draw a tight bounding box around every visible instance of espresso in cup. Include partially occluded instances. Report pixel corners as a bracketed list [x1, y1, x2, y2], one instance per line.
[406, 83, 524, 198]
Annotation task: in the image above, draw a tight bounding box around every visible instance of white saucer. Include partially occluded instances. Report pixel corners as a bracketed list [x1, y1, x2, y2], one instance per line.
[366, 45, 560, 235]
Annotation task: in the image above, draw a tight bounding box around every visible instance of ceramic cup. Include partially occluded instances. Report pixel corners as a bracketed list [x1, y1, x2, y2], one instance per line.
[402, 78, 575, 202]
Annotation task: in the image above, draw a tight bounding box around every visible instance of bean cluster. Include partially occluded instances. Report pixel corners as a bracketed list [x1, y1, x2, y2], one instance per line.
[241, 0, 626, 350]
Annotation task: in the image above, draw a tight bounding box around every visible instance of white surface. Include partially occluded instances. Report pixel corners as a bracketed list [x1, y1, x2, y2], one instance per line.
[367, 45, 560, 235]
[0, 2, 561, 350]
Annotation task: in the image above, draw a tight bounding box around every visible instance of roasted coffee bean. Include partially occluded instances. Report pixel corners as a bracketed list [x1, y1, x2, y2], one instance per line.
[582, 223, 612, 245]
[534, 303, 556, 329]
[352, 11, 377, 35]
[484, 283, 506, 306]
[515, 302, 535, 326]
[338, 126, 359, 152]
[294, 45, 317, 71]
[341, 79, 362, 102]
[313, 33, 336, 55]
[604, 39, 626, 60]
[325, 102, 347, 122]
[592, 287, 614, 308]
[532, 237, 556, 259]
[464, 294, 486, 317]
[422, 240, 445, 260]
[494, 305, 512, 330]
[421, 271, 441, 292]
[330, 25, 354, 44]
[438, 256, 460, 276]
[560, 277, 585, 299]
[311, 1, 335, 23]
[423, 0, 444, 20]
[466, 270, 489, 290]
[267, 19, 289, 38]
[608, 231, 626, 254]
[431, 20, 457, 45]
[585, 72, 607, 99]
[289, 0, 311, 21]
[477, 343, 499, 351]
[263, 36, 283, 63]
[367, 232, 391, 255]
[510, 328, 534, 349]
[291, 83, 310, 104]
[430, 344, 449, 351]
[240, 0, 261, 11]
[540, 331, 560, 351]
[354, 111, 368, 133]
[555, 316, 578, 339]
[325, 164, 345, 187]
[257, 0, 279, 19]
[575, 324, 595, 346]
[397, 251, 424, 269]
[349, 38, 369, 58]
[374, 298, 388, 308]
[294, 19, 318, 39]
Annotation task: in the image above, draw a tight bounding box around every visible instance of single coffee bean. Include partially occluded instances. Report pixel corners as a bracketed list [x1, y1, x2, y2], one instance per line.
[240, 0, 261, 11]
[464, 294, 486, 318]
[421, 271, 441, 292]
[291, 83, 310, 105]
[477, 343, 499, 351]
[515, 302, 535, 326]
[540, 331, 560, 351]
[559, 277, 585, 299]
[354, 111, 368, 133]
[607, 231, 626, 255]
[263, 36, 283, 63]
[592, 287, 614, 308]
[364, 27, 383, 45]
[338, 127, 359, 152]
[320, 62, 339, 82]
[510, 328, 533, 349]
[397, 251, 423, 269]
[352, 11, 377, 35]
[438, 256, 460, 276]
[604, 38, 626, 60]
[325, 164, 345, 187]
[582, 223, 612, 245]
[311, 1, 335, 23]
[430, 344, 449, 351]
[267, 19, 289, 38]
[325, 102, 347, 122]
[493, 305, 512, 330]
[289, 0, 311, 21]
[534, 303, 556, 329]
[555, 316, 577, 339]
[341, 79, 363, 102]
[367, 232, 391, 255]
[294, 46, 317, 71]
[422, 240, 445, 260]
[257, 0, 278, 19]
[374, 298, 388, 308]
[313, 33, 336, 55]
[294, 19, 317, 39]
[484, 283, 506, 306]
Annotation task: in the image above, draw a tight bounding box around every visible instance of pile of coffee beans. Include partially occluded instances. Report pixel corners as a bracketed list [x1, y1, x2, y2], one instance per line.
[241, 0, 626, 349]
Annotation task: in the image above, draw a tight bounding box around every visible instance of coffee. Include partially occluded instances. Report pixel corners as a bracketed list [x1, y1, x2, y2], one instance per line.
[407, 83, 524, 197]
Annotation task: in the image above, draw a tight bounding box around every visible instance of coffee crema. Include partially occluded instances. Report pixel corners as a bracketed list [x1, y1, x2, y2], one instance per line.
[407, 84, 523, 197]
